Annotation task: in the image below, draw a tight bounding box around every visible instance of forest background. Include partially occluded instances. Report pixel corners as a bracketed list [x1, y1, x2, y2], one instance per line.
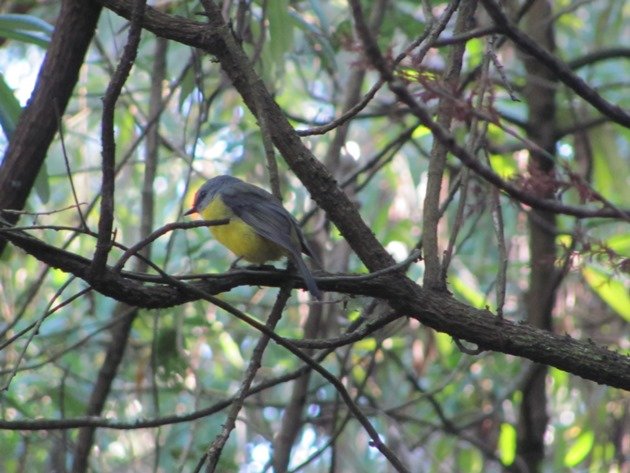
[0, 0, 628, 472]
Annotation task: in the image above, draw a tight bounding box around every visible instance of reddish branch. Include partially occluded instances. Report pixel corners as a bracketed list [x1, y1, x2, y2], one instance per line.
[479, 0, 630, 128]
[96, 0, 629, 220]
[347, 0, 629, 220]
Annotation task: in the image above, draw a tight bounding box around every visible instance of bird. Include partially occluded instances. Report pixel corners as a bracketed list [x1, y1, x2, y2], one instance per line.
[184, 175, 322, 299]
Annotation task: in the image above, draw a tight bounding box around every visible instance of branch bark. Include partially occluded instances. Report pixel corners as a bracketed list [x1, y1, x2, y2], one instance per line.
[0, 0, 101, 253]
[1, 0, 628, 393]
[73, 2, 148, 471]
[94, 0, 630, 220]
[1, 225, 628, 390]
[517, 1, 558, 469]
[479, 0, 630, 127]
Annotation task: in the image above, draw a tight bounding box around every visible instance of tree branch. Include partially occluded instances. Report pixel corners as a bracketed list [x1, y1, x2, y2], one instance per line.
[1, 224, 628, 390]
[91, 0, 146, 276]
[2, 0, 628, 392]
[0, 0, 101, 252]
[95, 0, 630, 221]
[479, 0, 630, 127]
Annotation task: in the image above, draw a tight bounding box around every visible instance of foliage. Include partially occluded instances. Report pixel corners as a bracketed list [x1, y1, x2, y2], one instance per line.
[0, 0, 628, 472]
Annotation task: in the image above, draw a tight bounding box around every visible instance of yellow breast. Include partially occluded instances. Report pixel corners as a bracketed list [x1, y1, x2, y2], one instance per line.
[199, 196, 285, 264]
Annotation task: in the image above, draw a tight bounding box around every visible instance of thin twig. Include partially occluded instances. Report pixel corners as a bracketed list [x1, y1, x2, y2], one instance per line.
[1, 277, 76, 391]
[480, 0, 630, 127]
[54, 99, 88, 231]
[491, 185, 508, 317]
[202, 286, 292, 472]
[91, 0, 147, 277]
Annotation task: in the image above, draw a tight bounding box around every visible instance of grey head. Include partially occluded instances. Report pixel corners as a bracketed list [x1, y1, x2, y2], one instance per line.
[185, 175, 242, 215]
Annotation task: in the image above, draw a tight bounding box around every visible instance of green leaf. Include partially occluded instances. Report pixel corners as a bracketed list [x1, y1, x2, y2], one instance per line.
[0, 14, 53, 48]
[290, 10, 336, 72]
[466, 38, 484, 68]
[489, 153, 517, 179]
[450, 274, 487, 309]
[355, 337, 377, 351]
[267, 0, 293, 73]
[564, 430, 594, 467]
[457, 448, 482, 472]
[582, 266, 630, 321]
[591, 126, 630, 205]
[155, 327, 187, 377]
[607, 233, 630, 256]
[33, 160, 50, 204]
[218, 331, 244, 369]
[498, 423, 517, 465]
[0, 72, 21, 139]
[435, 331, 453, 358]
[308, 0, 329, 32]
[550, 367, 569, 387]
[178, 66, 195, 111]
[0, 14, 54, 34]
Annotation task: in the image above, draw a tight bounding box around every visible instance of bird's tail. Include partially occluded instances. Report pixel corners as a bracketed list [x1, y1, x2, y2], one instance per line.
[291, 254, 322, 300]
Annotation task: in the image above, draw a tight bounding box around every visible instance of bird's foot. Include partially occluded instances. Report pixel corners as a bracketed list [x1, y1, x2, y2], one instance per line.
[229, 257, 244, 269]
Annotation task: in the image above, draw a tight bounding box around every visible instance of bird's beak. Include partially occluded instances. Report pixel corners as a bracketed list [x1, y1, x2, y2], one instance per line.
[184, 207, 197, 216]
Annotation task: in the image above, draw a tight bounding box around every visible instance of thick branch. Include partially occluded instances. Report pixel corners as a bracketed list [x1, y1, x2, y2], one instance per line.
[6, 0, 628, 391]
[1, 226, 628, 390]
[0, 0, 101, 252]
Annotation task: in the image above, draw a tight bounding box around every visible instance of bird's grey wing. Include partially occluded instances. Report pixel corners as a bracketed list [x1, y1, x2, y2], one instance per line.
[221, 185, 300, 257]
[222, 183, 322, 299]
